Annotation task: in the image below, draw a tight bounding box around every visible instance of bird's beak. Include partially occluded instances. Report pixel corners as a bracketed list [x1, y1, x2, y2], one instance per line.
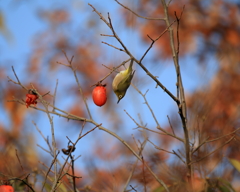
[117, 99, 120, 104]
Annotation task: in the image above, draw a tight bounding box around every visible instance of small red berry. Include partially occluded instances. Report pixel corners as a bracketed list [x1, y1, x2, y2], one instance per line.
[25, 89, 38, 108]
[0, 185, 14, 192]
[92, 84, 107, 107]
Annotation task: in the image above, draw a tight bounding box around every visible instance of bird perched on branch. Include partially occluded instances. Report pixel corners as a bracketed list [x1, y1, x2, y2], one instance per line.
[112, 59, 135, 103]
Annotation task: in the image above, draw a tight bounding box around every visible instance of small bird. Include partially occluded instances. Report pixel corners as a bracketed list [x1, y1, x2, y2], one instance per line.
[112, 59, 135, 103]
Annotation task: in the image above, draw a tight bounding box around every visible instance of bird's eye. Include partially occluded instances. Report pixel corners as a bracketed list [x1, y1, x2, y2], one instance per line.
[119, 95, 122, 98]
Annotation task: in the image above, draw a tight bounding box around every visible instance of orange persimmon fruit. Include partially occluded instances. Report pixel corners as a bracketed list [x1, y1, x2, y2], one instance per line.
[0, 185, 14, 192]
[92, 84, 107, 107]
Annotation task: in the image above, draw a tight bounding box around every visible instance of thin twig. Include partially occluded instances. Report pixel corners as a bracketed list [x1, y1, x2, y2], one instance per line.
[39, 161, 55, 174]
[65, 173, 82, 179]
[70, 154, 77, 192]
[51, 125, 99, 191]
[30, 86, 59, 191]
[91, 58, 131, 87]
[130, 185, 137, 192]
[42, 91, 51, 97]
[123, 136, 147, 192]
[148, 139, 174, 154]
[41, 151, 60, 192]
[206, 128, 240, 143]
[7, 66, 28, 91]
[115, 0, 165, 20]
[172, 150, 186, 164]
[100, 34, 114, 37]
[57, 50, 92, 120]
[33, 121, 53, 154]
[79, 120, 86, 137]
[102, 41, 126, 52]
[192, 137, 210, 155]
[134, 88, 162, 128]
[189, 136, 235, 165]
[192, 127, 240, 155]
[37, 144, 51, 154]
[125, 109, 184, 142]
[52, 79, 58, 112]
[136, 126, 169, 136]
[142, 156, 147, 192]
[15, 149, 24, 171]
[140, 20, 176, 63]
[9, 176, 35, 192]
[167, 115, 175, 136]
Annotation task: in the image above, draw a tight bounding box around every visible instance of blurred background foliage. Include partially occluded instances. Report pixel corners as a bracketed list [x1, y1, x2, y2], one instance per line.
[0, 0, 240, 191]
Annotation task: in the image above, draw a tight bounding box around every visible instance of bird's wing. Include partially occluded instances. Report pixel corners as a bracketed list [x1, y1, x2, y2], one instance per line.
[117, 70, 135, 92]
[112, 73, 122, 91]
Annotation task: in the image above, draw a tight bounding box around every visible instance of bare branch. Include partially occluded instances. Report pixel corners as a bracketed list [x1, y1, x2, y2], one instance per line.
[140, 20, 176, 63]
[7, 66, 28, 91]
[123, 137, 147, 191]
[102, 41, 126, 52]
[65, 173, 82, 179]
[100, 34, 114, 37]
[57, 50, 92, 120]
[88, 3, 111, 27]
[161, 0, 191, 183]
[37, 144, 51, 154]
[33, 121, 53, 154]
[148, 139, 174, 154]
[51, 125, 99, 191]
[172, 150, 186, 164]
[125, 109, 184, 142]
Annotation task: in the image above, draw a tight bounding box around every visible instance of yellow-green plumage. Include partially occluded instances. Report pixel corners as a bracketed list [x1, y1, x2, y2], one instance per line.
[112, 59, 135, 103]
